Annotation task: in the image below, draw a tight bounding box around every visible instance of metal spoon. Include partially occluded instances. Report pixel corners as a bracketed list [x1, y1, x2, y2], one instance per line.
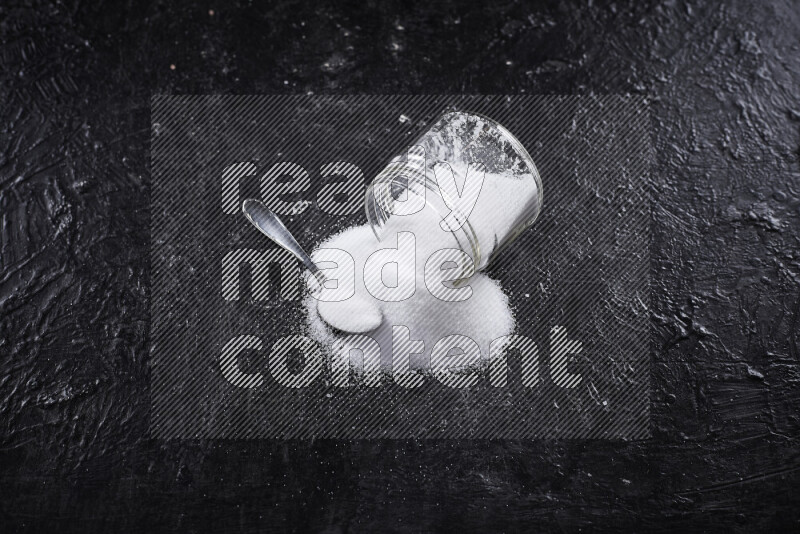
[241, 199, 383, 334]
[242, 199, 325, 285]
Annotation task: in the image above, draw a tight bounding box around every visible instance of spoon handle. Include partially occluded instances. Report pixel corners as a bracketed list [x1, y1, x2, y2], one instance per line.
[241, 199, 324, 283]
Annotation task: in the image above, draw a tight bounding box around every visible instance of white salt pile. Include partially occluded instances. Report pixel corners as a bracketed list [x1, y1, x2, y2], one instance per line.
[303, 222, 515, 373]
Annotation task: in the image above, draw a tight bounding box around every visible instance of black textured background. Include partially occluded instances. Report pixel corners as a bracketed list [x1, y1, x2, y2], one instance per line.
[1, 0, 799, 531]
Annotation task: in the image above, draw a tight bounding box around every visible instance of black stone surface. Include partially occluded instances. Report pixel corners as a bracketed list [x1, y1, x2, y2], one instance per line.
[1, 0, 799, 531]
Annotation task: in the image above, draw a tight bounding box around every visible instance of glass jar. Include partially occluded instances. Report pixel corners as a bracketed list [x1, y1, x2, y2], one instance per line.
[365, 110, 543, 274]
